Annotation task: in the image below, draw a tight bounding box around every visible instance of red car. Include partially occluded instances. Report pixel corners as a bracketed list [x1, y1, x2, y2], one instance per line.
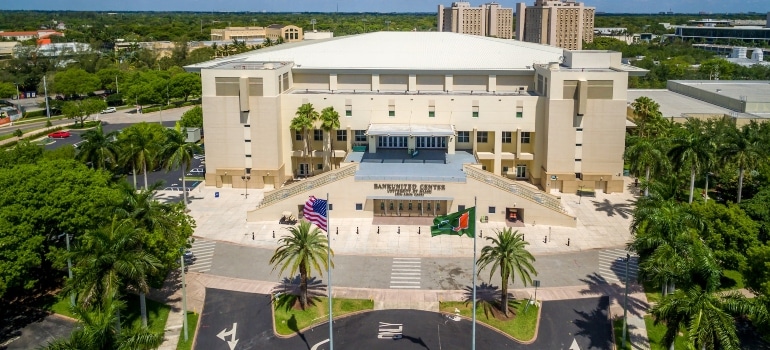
[48, 131, 71, 139]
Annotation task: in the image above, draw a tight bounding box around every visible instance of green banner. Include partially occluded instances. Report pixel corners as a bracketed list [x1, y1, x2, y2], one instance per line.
[431, 207, 475, 238]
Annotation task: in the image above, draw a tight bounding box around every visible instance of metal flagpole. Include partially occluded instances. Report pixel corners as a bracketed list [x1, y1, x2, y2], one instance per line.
[327, 193, 333, 350]
[472, 197, 477, 350]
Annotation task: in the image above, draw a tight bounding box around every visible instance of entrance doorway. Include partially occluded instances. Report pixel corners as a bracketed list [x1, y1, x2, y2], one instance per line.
[506, 208, 523, 223]
[374, 199, 448, 217]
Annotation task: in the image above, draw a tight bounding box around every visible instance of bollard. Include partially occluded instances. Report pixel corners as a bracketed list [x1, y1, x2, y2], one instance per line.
[480, 230, 483, 238]
[272, 231, 275, 238]
[418, 227, 421, 235]
[356, 227, 359, 234]
[567, 238, 570, 246]
[398, 226, 400, 234]
[252, 232, 254, 240]
[336, 227, 339, 235]
[378, 226, 380, 234]
[544, 236, 547, 243]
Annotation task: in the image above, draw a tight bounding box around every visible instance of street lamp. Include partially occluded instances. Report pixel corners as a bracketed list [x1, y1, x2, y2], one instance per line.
[179, 249, 189, 342]
[621, 253, 630, 349]
[57, 233, 75, 307]
[241, 175, 251, 198]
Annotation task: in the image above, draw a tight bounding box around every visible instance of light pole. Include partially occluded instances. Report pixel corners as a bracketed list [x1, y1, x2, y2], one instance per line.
[385, 20, 391, 31]
[621, 253, 630, 349]
[57, 233, 75, 307]
[241, 175, 251, 198]
[180, 250, 189, 342]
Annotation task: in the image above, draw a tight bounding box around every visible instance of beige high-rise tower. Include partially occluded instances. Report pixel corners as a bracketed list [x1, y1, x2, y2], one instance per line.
[515, 0, 595, 50]
[438, 2, 514, 39]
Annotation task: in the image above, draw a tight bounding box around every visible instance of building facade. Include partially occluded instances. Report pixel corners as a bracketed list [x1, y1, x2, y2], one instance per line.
[186, 32, 645, 227]
[438, 2, 514, 39]
[515, 0, 595, 50]
[266, 24, 304, 43]
[211, 25, 304, 43]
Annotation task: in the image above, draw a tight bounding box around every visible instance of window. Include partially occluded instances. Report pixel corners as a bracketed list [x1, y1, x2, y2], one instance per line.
[248, 78, 263, 96]
[281, 73, 289, 92]
[502, 131, 512, 143]
[458, 205, 466, 211]
[575, 158, 582, 162]
[516, 165, 527, 178]
[336, 130, 347, 141]
[477, 131, 488, 143]
[472, 106, 479, 118]
[457, 131, 470, 143]
[345, 105, 352, 117]
[576, 128, 583, 131]
[356, 203, 363, 211]
[520, 132, 531, 144]
[314, 129, 323, 141]
[317, 163, 323, 170]
[215, 77, 239, 96]
[245, 154, 252, 158]
[488, 206, 495, 214]
[354, 130, 367, 142]
[388, 104, 395, 117]
[428, 106, 435, 118]
[503, 166, 509, 173]
[328, 204, 333, 210]
[516, 106, 523, 118]
[245, 139, 251, 142]
[295, 130, 302, 141]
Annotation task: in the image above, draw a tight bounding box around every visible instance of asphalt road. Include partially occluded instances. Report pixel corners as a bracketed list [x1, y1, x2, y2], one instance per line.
[4, 315, 77, 350]
[200, 241, 611, 291]
[196, 288, 611, 350]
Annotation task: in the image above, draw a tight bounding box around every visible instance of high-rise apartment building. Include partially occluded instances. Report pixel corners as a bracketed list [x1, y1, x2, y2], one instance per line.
[437, 2, 514, 39]
[515, 0, 595, 50]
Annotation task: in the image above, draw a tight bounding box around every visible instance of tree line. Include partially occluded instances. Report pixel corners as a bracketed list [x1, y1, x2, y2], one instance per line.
[625, 96, 770, 348]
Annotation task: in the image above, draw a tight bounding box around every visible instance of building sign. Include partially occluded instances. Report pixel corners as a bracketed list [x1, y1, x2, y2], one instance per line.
[373, 183, 446, 197]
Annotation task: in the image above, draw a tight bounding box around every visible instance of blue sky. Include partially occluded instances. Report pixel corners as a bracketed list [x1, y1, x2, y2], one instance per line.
[1, 0, 768, 14]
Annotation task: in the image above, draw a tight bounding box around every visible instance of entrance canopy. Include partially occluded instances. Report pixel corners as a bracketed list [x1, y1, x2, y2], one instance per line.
[366, 124, 455, 137]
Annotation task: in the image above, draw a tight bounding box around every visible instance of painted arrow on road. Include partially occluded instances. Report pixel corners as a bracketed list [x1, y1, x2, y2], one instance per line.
[569, 338, 582, 350]
[217, 322, 239, 350]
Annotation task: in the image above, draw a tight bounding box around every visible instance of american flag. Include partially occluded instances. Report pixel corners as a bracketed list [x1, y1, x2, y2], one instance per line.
[303, 196, 328, 232]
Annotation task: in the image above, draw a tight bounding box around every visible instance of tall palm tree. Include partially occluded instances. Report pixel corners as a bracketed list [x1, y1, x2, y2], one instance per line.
[291, 103, 319, 177]
[269, 221, 333, 309]
[44, 294, 163, 350]
[77, 123, 120, 171]
[161, 128, 202, 209]
[476, 228, 537, 316]
[65, 217, 162, 329]
[625, 135, 669, 197]
[631, 96, 663, 138]
[320, 106, 341, 171]
[668, 120, 715, 203]
[721, 122, 764, 203]
[652, 287, 756, 350]
[119, 123, 163, 189]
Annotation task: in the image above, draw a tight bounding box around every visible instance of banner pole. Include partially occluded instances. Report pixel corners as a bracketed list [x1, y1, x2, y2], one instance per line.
[472, 197, 477, 350]
[327, 193, 333, 350]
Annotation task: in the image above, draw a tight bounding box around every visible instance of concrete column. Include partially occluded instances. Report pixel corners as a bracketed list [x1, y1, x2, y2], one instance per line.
[372, 74, 380, 91]
[346, 126, 351, 151]
[407, 136, 416, 150]
[368, 135, 377, 153]
[408, 74, 417, 92]
[493, 131, 502, 175]
[472, 127, 478, 154]
[489, 75, 496, 93]
[330, 74, 337, 91]
[447, 135, 456, 155]
[445, 75, 453, 92]
[516, 128, 522, 158]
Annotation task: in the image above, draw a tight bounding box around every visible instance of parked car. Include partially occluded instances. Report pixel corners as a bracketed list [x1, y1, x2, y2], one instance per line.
[48, 131, 71, 138]
[101, 107, 117, 114]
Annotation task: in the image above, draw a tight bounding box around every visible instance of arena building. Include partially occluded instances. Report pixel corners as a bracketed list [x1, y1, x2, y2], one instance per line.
[185, 32, 646, 227]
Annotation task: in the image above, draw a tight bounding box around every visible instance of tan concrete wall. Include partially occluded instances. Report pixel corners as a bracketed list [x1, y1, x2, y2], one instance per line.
[247, 174, 576, 227]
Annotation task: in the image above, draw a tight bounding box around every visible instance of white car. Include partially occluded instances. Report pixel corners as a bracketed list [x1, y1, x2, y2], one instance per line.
[101, 107, 117, 114]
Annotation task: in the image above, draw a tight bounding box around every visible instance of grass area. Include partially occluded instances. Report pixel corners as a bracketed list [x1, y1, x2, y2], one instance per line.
[47, 293, 171, 335]
[185, 176, 205, 181]
[613, 317, 631, 350]
[644, 315, 688, 350]
[439, 300, 539, 341]
[176, 312, 199, 350]
[273, 297, 374, 336]
[643, 269, 745, 304]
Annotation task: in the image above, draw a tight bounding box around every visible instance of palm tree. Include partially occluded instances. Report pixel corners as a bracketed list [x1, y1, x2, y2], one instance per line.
[77, 123, 120, 171]
[476, 228, 537, 316]
[668, 120, 715, 203]
[65, 217, 162, 329]
[161, 128, 202, 209]
[625, 135, 669, 197]
[652, 287, 757, 350]
[119, 123, 162, 189]
[721, 122, 764, 203]
[631, 96, 663, 138]
[44, 294, 163, 350]
[269, 221, 333, 309]
[291, 103, 319, 177]
[320, 106, 341, 170]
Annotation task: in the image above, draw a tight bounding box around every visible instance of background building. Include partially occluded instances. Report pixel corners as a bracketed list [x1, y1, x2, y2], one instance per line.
[210, 27, 266, 41]
[266, 24, 304, 43]
[437, 2, 514, 39]
[186, 32, 646, 227]
[515, 0, 595, 50]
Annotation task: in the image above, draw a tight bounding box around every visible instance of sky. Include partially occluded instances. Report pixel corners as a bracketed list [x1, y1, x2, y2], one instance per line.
[1, 0, 768, 14]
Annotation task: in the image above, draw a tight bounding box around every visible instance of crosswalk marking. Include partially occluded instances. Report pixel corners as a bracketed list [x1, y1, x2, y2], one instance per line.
[187, 239, 216, 273]
[390, 258, 422, 289]
[597, 248, 639, 284]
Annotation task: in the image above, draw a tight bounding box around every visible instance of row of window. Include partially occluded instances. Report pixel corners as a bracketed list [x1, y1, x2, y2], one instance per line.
[344, 106, 524, 119]
[294, 130, 531, 144]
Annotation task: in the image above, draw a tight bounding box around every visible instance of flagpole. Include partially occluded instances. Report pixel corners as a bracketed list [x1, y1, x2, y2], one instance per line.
[326, 193, 333, 350]
[472, 197, 477, 350]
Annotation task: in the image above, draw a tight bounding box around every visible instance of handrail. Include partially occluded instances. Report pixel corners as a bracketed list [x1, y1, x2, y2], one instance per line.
[463, 165, 569, 215]
[256, 163, 359, 209]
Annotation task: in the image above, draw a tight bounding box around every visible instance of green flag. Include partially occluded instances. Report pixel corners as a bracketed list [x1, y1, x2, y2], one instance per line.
[431, 207, 475, 238]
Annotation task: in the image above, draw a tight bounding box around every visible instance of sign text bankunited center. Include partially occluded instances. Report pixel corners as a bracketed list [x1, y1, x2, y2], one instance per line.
[374, 183, 446, 197]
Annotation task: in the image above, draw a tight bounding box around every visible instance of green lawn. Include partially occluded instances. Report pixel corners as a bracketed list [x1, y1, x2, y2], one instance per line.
[644, 315, 688, 350]
[613, 317, 632, 350]
[643, 269, 746, 303]
[47, 293, 171, 335]
[439, 300, 539, 342]
[176, 312, 199, 350]
[273, 297, 374, 336]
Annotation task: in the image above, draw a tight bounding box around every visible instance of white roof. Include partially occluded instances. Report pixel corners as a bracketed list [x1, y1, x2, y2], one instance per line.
[189, 31, 564, 71]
